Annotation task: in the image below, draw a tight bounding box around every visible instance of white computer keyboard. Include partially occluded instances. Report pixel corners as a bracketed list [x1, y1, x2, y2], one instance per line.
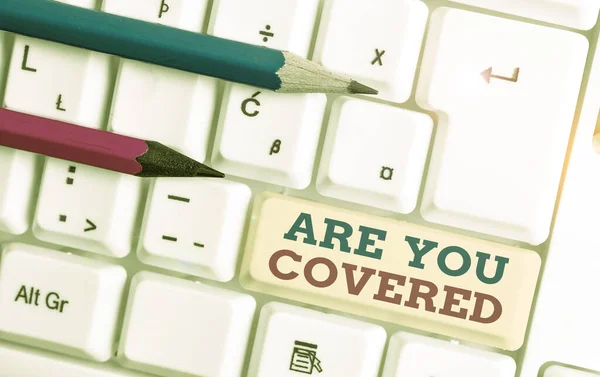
[0, 0, 599, 376]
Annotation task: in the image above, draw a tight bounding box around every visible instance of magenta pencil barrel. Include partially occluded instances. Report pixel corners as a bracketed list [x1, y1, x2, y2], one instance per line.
[0, 108, 148, 175]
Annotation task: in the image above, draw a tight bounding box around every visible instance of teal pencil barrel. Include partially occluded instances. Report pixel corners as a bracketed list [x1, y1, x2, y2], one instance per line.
[0, 0, 285, 90]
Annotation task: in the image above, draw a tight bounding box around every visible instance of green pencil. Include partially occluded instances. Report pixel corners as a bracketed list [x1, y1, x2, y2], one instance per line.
[0, 0, 378, 95]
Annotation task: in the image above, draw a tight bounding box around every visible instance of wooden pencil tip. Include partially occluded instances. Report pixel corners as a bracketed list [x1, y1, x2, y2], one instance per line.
[196, 165, 225, 178]
[348, 80, 379, 95]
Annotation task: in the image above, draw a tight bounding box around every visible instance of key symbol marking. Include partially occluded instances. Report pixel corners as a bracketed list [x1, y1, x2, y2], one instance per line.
[260, 25, 275, 42]
[371, 49, 385, 66]
[241, 92, 261, 117]
[84, 219, 97, 232]
[158, 0, 169, 18]
[481, 67, 520, 84]
[380, 166, 393, 180]
[21, 45, 37, 72]
[270, 139, 281, 155]
[56, 94, 66, 112]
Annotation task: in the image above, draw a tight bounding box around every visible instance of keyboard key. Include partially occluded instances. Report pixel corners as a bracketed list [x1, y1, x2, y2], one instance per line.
[248, 302, 386, 377]
[103, 0, 210, 32]
[313, 0, 428, 103]
[208, 0, 320, 57]
[0, 147, 37, 235]
[0, 341, 151, 377]
[450, 0, 599, 30]
[4, 35, 112, 129]
[519, 35, 600, 376]
[138, 178, 251, 282]
[59, 0, 99, 9]
[381, 332, 516, 377]
[240, 193, 541, 351]
[118, 271, 256, 377]
[545, 366, 600, 377]
[317, 97, 433, 213]
[104, 0, 217, 162]
[416, 8, 588, 245]
[212, 84, 326, 189]
[33, 159, 142, 258]
[0, 32, 9, 98]
[0, 243, 127, 362]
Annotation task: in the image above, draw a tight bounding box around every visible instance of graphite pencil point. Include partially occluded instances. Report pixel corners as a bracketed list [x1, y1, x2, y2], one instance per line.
[348, 80, 379, 95]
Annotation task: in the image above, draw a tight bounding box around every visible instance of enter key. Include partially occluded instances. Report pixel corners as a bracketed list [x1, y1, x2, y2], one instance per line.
[240, 193, 541, 351]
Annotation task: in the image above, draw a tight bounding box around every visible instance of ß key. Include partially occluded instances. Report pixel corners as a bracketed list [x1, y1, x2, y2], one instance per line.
[248, 302, 386, 377]
[212, 84, 326, 189]
[0, 243, 127, 362]
[240, 193, 541, 351]
[381, 332, 516, 377]
[117, 272, 255, 377]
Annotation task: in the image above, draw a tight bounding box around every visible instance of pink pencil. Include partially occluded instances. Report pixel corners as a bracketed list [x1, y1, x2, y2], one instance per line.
[0, 108, 224, 178]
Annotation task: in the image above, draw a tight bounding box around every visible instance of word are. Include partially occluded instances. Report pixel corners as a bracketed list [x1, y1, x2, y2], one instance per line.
[283, 213, 510, 284]
[14, 285, 69, 313]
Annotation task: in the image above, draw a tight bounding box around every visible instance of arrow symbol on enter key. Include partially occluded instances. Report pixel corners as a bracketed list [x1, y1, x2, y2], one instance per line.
[481, 67, 520, 84]
[84, 219, 97, 232]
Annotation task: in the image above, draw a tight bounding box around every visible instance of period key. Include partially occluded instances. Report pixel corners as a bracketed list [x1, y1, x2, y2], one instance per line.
[0, 243, 127, 362]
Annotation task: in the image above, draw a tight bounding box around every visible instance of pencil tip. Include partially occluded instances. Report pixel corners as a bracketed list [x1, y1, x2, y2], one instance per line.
[196, 165, 225, 178]
[348, 80, 378, 95]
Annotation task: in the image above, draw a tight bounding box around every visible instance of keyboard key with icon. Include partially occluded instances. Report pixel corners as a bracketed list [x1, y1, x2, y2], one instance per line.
[248, 302, 386, 377]
[416, 8, 588, 245]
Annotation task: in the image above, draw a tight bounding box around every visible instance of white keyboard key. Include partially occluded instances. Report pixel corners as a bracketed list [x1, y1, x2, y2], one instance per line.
[382, 332, 516, 377]
[0, 32, 8, 98]
[59, 0, 99, 9]
[317, 97, 432, 213]
[4, 35, 112, 129]
[0, 243, 127, 362]
[118, 271, 256, 377]
[212, 84, 326, 189]
[313, 0, 428, 103]
[0, 341, 152, 377]
[545, 366, 600, 377]
[103, 0, 210, 32]
[518, 33, 600, 377]
[416, 8, 588, 245]
[104, 0, 217, 162]
[248, 302, 385, 377]
[0, 147, 37, 235]
[108, 59, 217, 163]
[33, 159, 142, 258]
[208, 0, 320, 57]
[451, 0, 599, 30]
[138, 178, 251, 282]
